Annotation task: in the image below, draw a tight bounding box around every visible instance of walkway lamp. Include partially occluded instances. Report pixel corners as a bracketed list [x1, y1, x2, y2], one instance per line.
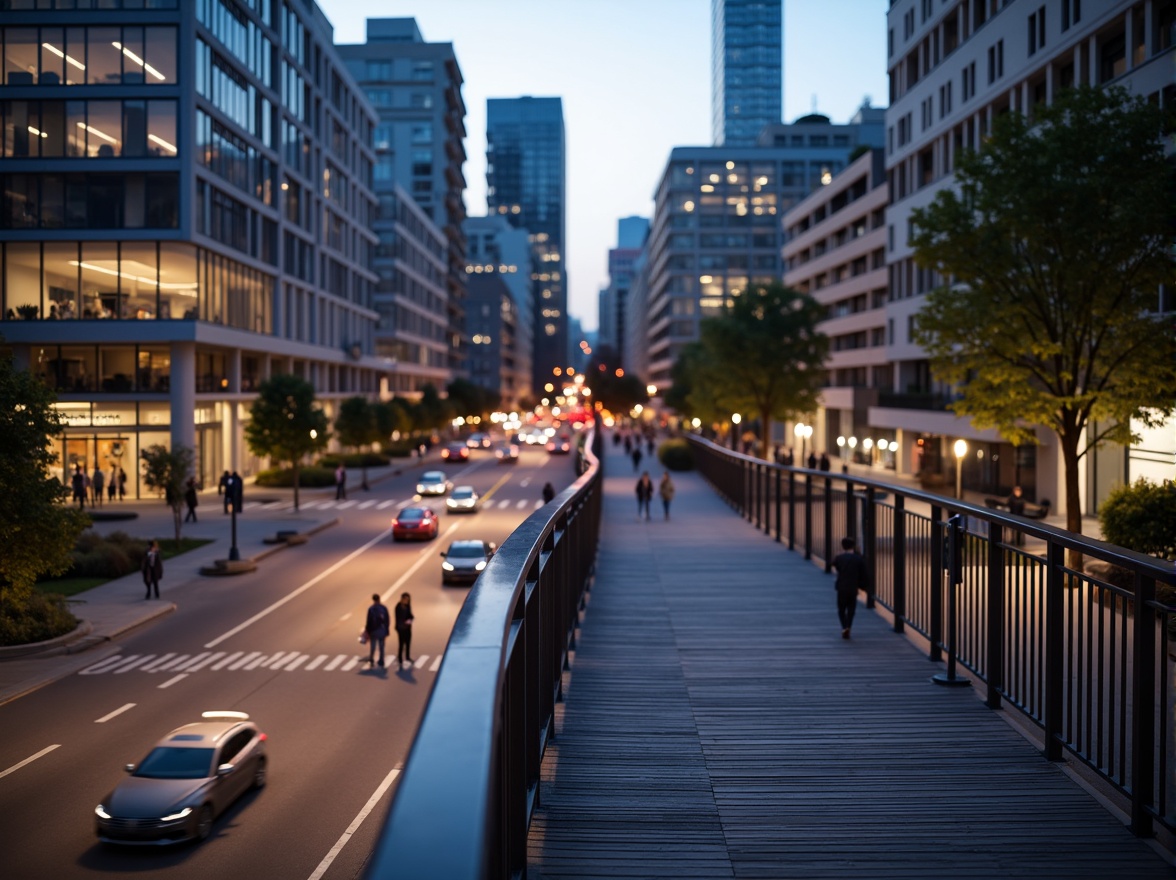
[731, 413, 742, 450]
[953, 439, 968, 499]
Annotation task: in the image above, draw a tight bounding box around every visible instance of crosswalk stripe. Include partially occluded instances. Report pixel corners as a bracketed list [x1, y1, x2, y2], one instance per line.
[516, 499, 529, 509]
[245, 653, 270, 670]
[112, 655, 155, 674]
[377, 500, 396, 509]
[283, 654, 309, 671]
[230, 651, 261, 670]
[497, 500, 510, 509]
[342, 656, 361, 671]
[212, 651, 243, 670]
[325, 654, 347, 671]
[299, 501, 325, 509]
[304, 654, 328, 671]
[413, 655, 428, 669]
[141, 653, 177, 672]
[357, 500, 377, 510]
[158, 673, 186, 689]
[180, 652, 221, 672]
[534, 500, 543, 509]
[263, 501, 285, 510]
[156, 654, 192, 672]
[429, 655, 443, 672]
[337, 500, 357, 509]
[263, 651, 289, 669]
[173, 652, 211, 672]
[80, 655, 126, 675]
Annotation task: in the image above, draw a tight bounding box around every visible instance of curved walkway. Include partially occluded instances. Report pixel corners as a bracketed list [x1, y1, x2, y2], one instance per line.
[526, 440, 1174, 879]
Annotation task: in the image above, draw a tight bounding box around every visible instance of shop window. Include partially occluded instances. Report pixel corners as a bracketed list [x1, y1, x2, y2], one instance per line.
[120, 242, 158, 319]
[99, 346, 135, 392]
[57, 345, 97, 392]
[138, 346, 170, 393]
[80, 241, 119, 318]
[43, 242, 80, 319]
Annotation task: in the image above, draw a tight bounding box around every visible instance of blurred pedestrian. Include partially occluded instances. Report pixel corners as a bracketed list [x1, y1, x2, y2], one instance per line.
[364, 593, 390, 668]
[818, 453, 831, 471]
[832, 537, 869, 639]
[184, 477, 199, 522]
[91, 466, 105, 507]
[542, 481, 555, 504]
[334, 463, 347, 500]
[230, 470, 243, 512]
[635, 471, 653, 520]
[71, 465, 87, 510]
[107, 466, 118, 501]
[658, 472, 676, 520]
[117, 467, 126, 500]
[141, 540, 163, 600]
[806, 452, 817, 470]
[218, 470, 230, 497]
[631, 446, 643, 472]
[395, 592, 414, 667]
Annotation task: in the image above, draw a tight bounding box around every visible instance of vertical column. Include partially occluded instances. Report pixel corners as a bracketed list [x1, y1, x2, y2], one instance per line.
[170, 341, 196, 455]
[1124, 9, 1135, 71]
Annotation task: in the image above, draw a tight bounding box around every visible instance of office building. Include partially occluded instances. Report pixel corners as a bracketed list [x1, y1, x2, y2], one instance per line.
[0, 0, 382, 495]
[486, 96, 567, 392]
[884, 0, 1175, 506]
[337, 18, 468, 382]
[598, 217, 648, 367]
[712, 0, 784, 146]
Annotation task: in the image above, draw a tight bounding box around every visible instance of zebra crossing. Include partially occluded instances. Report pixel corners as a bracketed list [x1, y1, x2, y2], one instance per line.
[241, 498, 545, 513]
[78, 650, 445, 677]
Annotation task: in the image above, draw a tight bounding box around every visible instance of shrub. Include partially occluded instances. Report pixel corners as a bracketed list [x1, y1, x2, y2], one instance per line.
[254, 465, 337, 488]
[66, 530, 146, 578]
[658, 438, 695, 471]
[318, 452, 391, 468]
[0, 592, 77, 646]
[1098, 479, 1176, 561]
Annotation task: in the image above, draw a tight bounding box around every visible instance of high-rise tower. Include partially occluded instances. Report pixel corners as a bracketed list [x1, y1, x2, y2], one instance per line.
[486, 97, 567, 392]
[712, 0, 783, 146]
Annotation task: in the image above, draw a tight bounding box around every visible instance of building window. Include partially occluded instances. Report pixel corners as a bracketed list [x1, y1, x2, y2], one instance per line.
[1061, 0, 1081, 32]
[1027, 7, 1046, 56]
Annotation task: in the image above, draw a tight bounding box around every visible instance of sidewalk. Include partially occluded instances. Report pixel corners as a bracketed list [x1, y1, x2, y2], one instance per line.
[0, 455, 432, 707]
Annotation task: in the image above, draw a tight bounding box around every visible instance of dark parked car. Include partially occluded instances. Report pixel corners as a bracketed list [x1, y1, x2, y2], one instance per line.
[95, 711, 267, 845]
[441, 539, 497, 586]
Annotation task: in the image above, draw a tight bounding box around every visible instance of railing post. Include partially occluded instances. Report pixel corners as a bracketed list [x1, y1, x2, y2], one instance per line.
[823, 474, 833, 572]
[929, 504, 943, 662]
[761, 464, 770, 536]
[864, 486, 876, 609]
[933, 514, 971, 688]
[1130, 571, 1157, 837]
[803, 473, 813, 561]
[787, 470, 796, 551]
[1043, 540, 1065, 761]
[754, 463, 762, 531]
[985, 523, 1004, 710]
[774, 466, 782, 544]
[892, 495, 905, 632]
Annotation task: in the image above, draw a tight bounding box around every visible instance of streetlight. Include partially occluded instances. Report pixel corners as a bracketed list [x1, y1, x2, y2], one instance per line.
[794, 422, 810, 463]
[863, 437, 874, 467]
[731, 413, 742, 450]
[837, 435, 847, 472]
[953, 438, 968, 499]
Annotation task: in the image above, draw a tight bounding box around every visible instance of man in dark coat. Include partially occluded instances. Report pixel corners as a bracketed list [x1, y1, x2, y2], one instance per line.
[142, 540, 163, 599]
[831, 537, 869, 639]
[364, 594, 391, 668]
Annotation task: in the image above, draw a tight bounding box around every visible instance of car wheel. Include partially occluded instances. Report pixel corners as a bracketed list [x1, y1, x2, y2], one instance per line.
[195, 804, 213, 842]
[252, 757, 267, 789]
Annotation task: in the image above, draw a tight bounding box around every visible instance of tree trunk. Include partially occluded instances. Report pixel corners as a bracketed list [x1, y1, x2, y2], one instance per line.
[1060, 430, 1084, 574]
[293, 462, 301, 512]
[760, 411, 773, 461]
[172, 504, 182, 546]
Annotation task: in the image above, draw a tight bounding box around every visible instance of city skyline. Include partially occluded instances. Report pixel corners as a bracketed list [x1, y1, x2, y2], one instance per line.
[318, 0, 890, 331]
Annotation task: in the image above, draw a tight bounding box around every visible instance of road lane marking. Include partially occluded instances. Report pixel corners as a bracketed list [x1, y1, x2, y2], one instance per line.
[304, 654, 327, 671]
[155, 654, 192, 672]
[325, 654, 347, 671]
[379, 522, 461, 603]
[337, 500, 357, 509]
[429, 655, 443, 672]
[357, 500, 376, 509]
[342, 657, 361, 671]
[307, 765, 401, 880]
[520, 478, 532, 487]
[95, 703, 136, 724]
[516, 499, 529, 509]
[184, 652, 225, 672]
[173, 652, 211, 671]
[263, 651, 290, 669]
[157, 674, 187, 689]
[111, 655, 155, 674]
[230, 651, 261, 670]
[141, 653, 177, 672]
[211, 651, 243, 670]
[283, 654, 309, 671]
[0, 745, 60, 780]
[477, 472, 513, 503]
[79, 655, 126, 675]
[377, 500, 395, 509]
[246, 653, 271, 670]
[205, 529, 393, 648]
[413, 656, 428, 669]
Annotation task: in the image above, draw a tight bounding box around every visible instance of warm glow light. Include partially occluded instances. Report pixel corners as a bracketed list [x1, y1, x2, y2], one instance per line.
[683, 200, 695, 212]
[863, 438, 874, 451]
[553, 367, 562, 376]
[837, 436, 846, 448]
[43, 42, 85, 71]
[544, 383, 554, 392]
[954, 439, 968, 459]
[691, 418, 701, 429]
[66, 260, 196, 292]
[731, 413, 742, 425]
[147, 133, 177, 154]
[112, 41, 165, 81]
[848, 436, 858, 449]
[615, 368, 624, 377]
[77, 122, 117, 144]
[646, 384, 657, 396]
[28, 126, 48, 138]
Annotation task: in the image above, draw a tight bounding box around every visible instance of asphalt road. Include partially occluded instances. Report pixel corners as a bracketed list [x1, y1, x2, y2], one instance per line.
[0, 443, 580, 880]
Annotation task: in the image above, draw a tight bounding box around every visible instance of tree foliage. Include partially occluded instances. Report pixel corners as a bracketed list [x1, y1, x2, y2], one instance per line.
[911, 86, 1176, 544]
[673, 282, 827, 458]
[446, 378, 500, 420]
[244, 374, 328, 511]
[0, 346, 89, 603]
[140, 443, 195, 545]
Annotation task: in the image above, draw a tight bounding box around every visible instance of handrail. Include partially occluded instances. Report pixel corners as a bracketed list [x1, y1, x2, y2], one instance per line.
[364, 424, 603, 879]
[687, 433, 1176, 839]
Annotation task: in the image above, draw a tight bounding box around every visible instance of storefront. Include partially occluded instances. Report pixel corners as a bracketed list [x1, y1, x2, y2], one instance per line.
[53, 402, 171, 500]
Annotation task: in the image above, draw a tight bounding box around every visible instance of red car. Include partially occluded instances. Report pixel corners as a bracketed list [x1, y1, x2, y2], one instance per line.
[441, 443, 469, 462]
[392, 506, 440, 542]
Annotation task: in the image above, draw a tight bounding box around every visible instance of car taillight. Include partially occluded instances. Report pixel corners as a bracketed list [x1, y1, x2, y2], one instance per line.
[259, 732, 267, 741]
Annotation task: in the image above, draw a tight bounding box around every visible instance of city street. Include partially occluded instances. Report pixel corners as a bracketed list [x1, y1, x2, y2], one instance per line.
[0, 445, 578, 880]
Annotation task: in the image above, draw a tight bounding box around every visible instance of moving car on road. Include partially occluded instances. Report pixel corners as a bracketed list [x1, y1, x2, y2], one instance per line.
[495, 443, 520, 464]
[392, 506, 440, 541]
[466, 432, 492, 449]
[441, 442, 469, 462]
[441, 539, 497, 586]
[546, 433, 572, 455]
[95, 711, 267, 846]
[445, 485, 480, 513]
[416, 470, 452, 496]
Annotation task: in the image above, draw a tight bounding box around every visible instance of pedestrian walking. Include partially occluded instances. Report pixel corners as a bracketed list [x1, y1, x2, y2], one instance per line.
[623, 434, 632, 454]
[806, 452, 817, 470]
[831, 537, 869, 639]
[230, 470, 244, 513]
[107, 467, 118, 501]
[1006, 485, 1026, 546]
[184, 477, 199, 522]
[658, 472, 676, 520]
[635, 471, 653, 520]
[71, 465, 87, 510]
[818, 452, 831, 471]
[631, 446, 643, 472]
[91, 466, 105, 507]
[542, 481, 555, 504]
[335, 463, 347, 500]
[395, 592, 414, 667]
[218, 470, 230, 497]
[117, 467, 127, 500]
[141, 540, 163, 599]
[222, 471, 233, 513]
[363, 593, 391, 668]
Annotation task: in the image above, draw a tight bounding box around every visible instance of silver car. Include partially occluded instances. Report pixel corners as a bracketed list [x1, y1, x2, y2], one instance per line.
[445, 485, 480, 513]
[416, 470, 452, 496]
[95, 711, 267, 845]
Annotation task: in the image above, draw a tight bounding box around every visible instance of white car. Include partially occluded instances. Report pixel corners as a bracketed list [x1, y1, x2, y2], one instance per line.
[445, 485, 480, 513]
[416, 470, 452, 496]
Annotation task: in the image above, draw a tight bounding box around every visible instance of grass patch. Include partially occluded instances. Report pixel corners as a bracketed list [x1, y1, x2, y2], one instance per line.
[34, 536, 214, 599]
[35, 577, 108, 599]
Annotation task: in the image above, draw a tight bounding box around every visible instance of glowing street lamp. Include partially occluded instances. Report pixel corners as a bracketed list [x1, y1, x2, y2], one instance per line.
[953, 438, 968, 499]
[731, 413, 742, 450]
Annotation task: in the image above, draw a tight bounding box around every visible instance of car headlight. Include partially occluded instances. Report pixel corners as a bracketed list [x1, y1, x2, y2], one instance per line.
[442, 561, 455, 571]
[160, 806, 193, 822]
[475, 561, 487, 571]
[95, 804, 111, 819]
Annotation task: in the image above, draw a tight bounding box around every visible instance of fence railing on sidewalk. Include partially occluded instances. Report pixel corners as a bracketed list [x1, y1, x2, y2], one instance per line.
[689, 433, 1176, 840]
[363, 426, 603, 880]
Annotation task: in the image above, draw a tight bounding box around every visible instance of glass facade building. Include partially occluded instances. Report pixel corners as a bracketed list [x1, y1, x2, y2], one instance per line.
[0, 0, 382, 495]
[711, 0, 783, 147]
[485, 96, 567, 393]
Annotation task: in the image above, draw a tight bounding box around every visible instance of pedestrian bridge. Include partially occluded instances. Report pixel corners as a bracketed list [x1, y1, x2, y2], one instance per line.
[366, 430, 1175, 879]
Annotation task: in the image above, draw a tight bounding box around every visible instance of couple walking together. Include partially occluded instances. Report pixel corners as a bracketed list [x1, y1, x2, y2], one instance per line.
[364, 593, 415, 668]
[635, 471, 675, 520]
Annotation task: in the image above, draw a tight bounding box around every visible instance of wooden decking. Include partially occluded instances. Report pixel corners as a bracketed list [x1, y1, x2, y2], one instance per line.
[526, 442, 1174, 879]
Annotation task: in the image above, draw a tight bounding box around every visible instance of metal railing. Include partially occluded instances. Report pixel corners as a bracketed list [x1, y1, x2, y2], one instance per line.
[364, 425, 603, 879]
[690, 434, 1176, 840]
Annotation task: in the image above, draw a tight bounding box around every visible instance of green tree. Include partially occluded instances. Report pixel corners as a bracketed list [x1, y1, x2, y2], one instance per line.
[416, 384, 451, 433]
[0, 347, 88, 617]
[335, 395, 379, 489]
[446, 378, 499, 422]
[910, 86, 1176, 558]
[244, 374, 329, 511]
[663, 341, 722, 429]
[690, 282, 828, 458]
[140, 443, 195, 545]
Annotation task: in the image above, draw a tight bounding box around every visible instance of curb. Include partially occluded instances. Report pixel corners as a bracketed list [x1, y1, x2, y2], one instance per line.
[203, 517, 341, 572]
[0, 619, 93, 659]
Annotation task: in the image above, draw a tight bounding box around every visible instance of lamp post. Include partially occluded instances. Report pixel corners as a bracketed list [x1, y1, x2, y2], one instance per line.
[836, 435, 847, 472]
[862, 437, 874, 467]
[953, 438, 968, 499]
[794, 422, 812, 464]
[731, 413, 742, 451]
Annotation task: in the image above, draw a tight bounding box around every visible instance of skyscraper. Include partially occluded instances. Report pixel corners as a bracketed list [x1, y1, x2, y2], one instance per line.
[485, 97, 567, 392]
[712, 0, 783, 146]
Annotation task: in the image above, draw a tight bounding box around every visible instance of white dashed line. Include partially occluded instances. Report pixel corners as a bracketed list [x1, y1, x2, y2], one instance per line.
[95, 703, 136, 723]
[158, 674, 187, 689]
[0, 745, 60, 780]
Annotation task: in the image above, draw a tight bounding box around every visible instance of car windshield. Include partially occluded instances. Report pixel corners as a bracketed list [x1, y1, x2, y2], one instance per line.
[452, 489, 473, 499]
[448, 544, 485, 558]
[134, 747, 215, 779]
[399, 509, 425, 520]
[421, 473, 444, 483]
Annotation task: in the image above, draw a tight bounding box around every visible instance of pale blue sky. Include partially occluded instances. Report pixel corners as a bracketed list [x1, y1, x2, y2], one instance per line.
[320, 0, 890, 331]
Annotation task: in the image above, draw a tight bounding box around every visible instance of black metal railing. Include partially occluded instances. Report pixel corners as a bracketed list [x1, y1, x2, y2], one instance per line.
[689, 433, 1176, 840]
[364, 425, 603, 879]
